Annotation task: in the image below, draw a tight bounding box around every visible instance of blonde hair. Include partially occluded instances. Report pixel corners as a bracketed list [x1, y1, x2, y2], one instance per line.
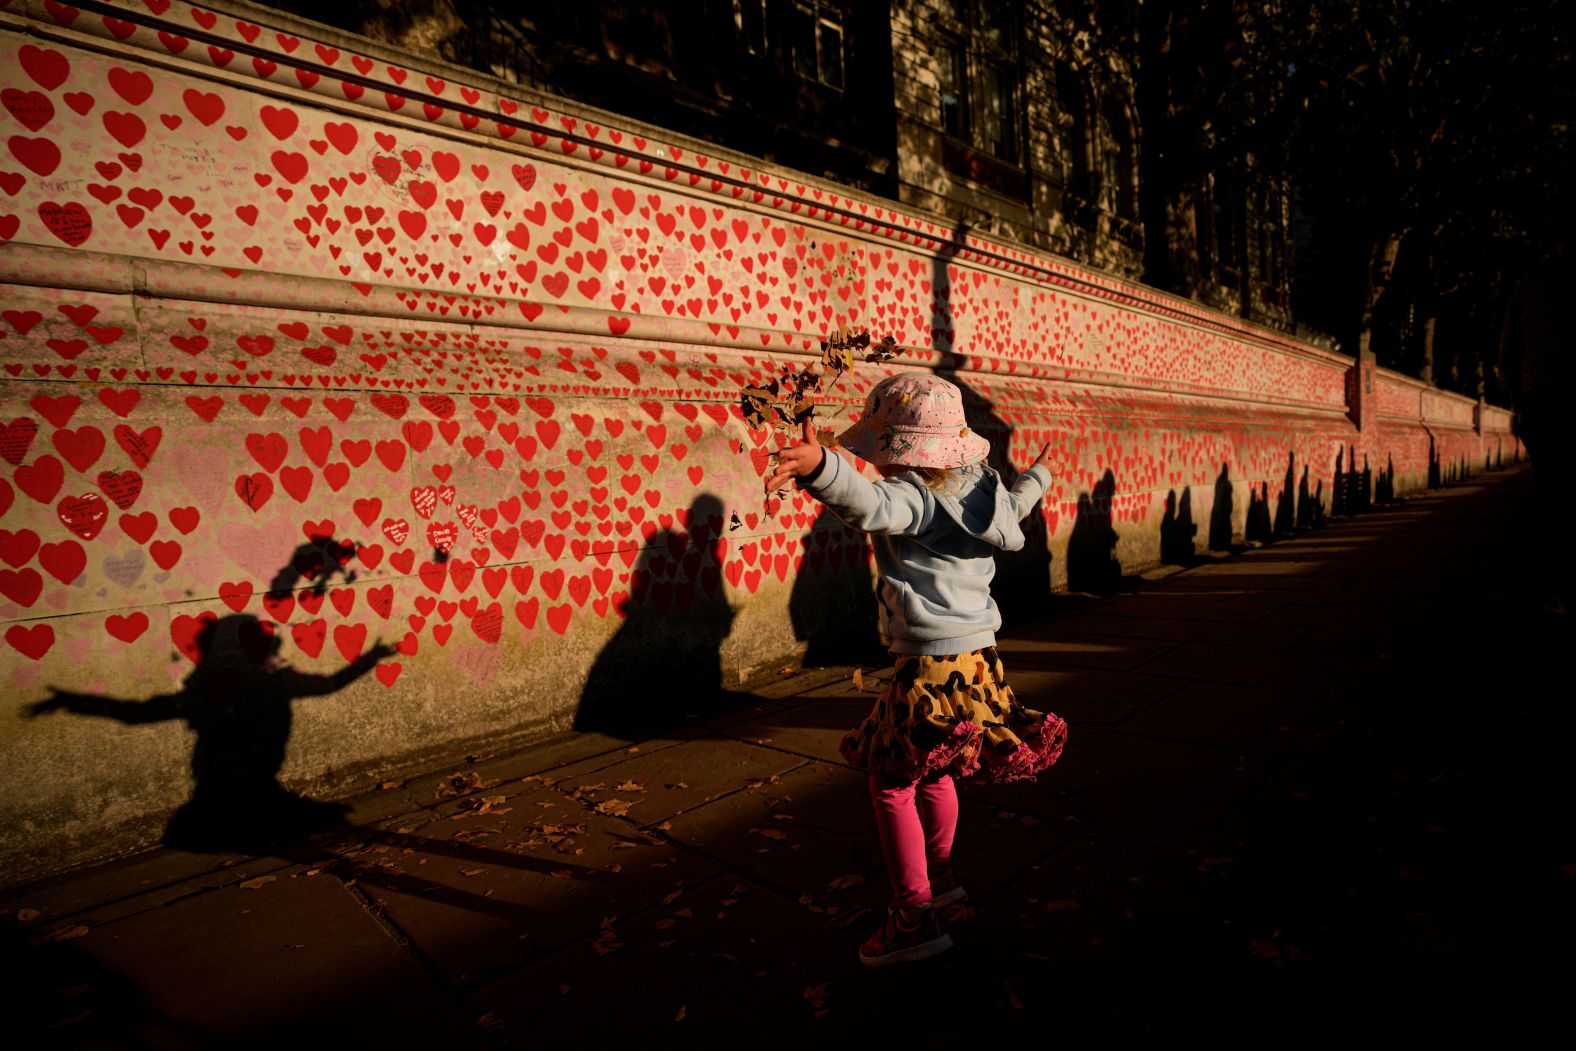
[912, 466, 963, 494]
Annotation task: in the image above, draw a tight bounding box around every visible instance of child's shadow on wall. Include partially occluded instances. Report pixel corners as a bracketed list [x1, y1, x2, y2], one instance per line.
[787, 503, 883, 666]
[574, 493, 744, 737]
[25, 543, 392, 853]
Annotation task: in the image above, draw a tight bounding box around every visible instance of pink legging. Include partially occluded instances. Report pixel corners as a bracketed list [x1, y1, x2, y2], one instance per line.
[869, 771, 959, 910]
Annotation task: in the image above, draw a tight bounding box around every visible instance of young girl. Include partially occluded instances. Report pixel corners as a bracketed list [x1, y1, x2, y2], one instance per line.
[765, 371, 1068, 966]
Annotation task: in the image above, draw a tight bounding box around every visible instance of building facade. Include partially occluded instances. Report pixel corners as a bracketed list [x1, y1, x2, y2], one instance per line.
[257, 0, 1295, 328]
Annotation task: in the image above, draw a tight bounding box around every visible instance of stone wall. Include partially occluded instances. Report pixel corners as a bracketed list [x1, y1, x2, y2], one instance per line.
[0, 0, 1518, 883]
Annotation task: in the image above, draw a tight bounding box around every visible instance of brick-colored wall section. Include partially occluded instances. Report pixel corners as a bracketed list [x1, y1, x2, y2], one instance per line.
[0, 0, 1520, 882]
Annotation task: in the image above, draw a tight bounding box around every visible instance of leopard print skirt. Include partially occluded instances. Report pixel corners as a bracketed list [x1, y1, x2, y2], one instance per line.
[838, 647, 1068, 785]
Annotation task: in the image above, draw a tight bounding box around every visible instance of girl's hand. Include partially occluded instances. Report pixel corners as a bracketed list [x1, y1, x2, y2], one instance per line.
[763, 418, 825, 493]
[1030, 442, 1054, 474]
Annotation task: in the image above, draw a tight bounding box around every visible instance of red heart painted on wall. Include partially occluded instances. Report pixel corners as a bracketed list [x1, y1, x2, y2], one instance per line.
[56, 492, 108, 540]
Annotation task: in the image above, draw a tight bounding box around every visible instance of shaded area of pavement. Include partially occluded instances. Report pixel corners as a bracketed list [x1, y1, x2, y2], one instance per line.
[5, 465, 1572, 1046]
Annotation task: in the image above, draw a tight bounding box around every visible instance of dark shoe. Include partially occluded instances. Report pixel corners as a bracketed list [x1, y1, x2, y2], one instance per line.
[858, 905, 953, 967]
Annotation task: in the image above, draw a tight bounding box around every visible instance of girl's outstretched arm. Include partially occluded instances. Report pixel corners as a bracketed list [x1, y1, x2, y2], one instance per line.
[1006, 442, 1056, 520]
[764, 419, 930, 535]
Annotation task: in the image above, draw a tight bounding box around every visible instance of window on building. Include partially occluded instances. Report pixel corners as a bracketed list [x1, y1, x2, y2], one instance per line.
[980, 61, 1016, 161]
[1213, 176, 1240, 276]
[734, 0, 767, 56]
[1256, 184, 1283, 288]
[939, 41, 967, 140]
[791, 3, 844, 90]
[1097, 98, 1135, 219]
[933, 1, 1021, 165]
[1056, 69, 1089, 194]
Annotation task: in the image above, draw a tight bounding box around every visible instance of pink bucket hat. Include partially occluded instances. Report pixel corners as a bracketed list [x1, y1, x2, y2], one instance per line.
[836, 372, 991, 469]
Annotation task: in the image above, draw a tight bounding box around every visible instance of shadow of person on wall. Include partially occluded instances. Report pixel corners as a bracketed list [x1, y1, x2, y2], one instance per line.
[1245, 481, 1274, 544]
[1159, 487, 1199, 565]
[1066, 469, 1122, 593]
[1209, 462, 1237, 551]
[1376, 452, 1397, 504]
[1297, 463, 1315, 529]
[26, 611, 393, 852]
[787, 503, 882, 667]
[1274, 452, 1297, 536]
[574, 493, 740, 738]
[930, 221, 1056, 619]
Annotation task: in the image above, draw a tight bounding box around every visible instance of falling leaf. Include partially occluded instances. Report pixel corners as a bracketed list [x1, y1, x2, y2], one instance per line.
[675, 1006, 686, 1022]
[821, 338, 854, 374]
[740, 382, 778, 428]
[852, 668, 863, 691]
[239, 876, 277, 890]
[865, 334, 900, 362]
[1004, 980, 1025, 1009]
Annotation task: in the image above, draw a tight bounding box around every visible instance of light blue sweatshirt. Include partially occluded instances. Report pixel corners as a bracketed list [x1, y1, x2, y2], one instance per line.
[803, 450, 1053, 655]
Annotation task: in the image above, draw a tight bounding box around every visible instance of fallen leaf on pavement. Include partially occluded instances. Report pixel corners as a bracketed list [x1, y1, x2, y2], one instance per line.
[1043, 898, 1080, 912]
[379, 780, 403, 790]
[15, 908, 39, 924]
[615, 780, 645, 792]
[828, 873, 867, 892]
[435, 771, 500, 798]
[35, 924, 90, 944]
[594, 798, 635, 817]
[827, 906, 872, 929]
[752, 827, 788, 841]
[239, 876, 276, 890]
